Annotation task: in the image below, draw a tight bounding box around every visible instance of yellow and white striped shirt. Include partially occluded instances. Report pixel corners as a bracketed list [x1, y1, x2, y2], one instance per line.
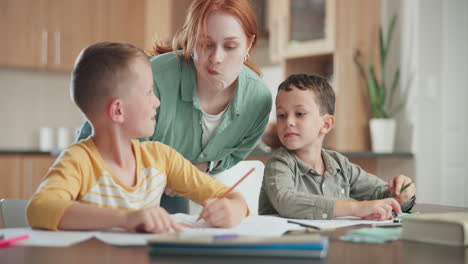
[27, 138, 230, 230]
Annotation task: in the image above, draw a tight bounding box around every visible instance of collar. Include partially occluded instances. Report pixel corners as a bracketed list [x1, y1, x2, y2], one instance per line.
[180, 61, 246, 118]
[288, 148, 341, 177]
[321, 149, 342, 176]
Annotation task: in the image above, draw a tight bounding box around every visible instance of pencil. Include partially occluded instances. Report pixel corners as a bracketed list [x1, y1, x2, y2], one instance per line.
[287, 220, 321, 230]
[196, 167, 256, 221]
[392, 182, 413, 197]
[400, 182, 413, 193]
[221, 168, 255, 198]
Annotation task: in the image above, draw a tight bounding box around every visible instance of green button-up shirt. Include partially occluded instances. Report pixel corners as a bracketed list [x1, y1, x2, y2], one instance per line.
[259, 147, 415, 219]
[147, 52, 272, 174]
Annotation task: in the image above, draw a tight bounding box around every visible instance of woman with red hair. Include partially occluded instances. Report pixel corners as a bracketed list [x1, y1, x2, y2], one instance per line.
[77, 0, 271, 214]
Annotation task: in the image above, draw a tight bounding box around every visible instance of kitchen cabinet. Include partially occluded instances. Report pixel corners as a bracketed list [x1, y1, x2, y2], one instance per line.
[0, 155, 56, 199]
[0, 0, 192, 71]
[1, 0, 107, 71]
[268, 0, 335, 62]
[0, 156, 23, 199]
[2, 0, 48, 69]
[267, 0, 381, 151]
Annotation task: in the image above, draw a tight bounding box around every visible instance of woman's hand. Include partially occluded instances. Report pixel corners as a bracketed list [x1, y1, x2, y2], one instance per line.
[388, 175, 416, 205]
[164, 188, 178, 197]
[193, 162, 209, 173]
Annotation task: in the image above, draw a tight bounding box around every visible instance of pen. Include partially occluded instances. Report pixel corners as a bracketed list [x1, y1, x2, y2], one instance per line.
[400, 182, 413, 193]
[0, 234, 29, 247]
[196, 168, 256, 222]
[392, 182, 413, 197]
[287, 220, 321, 230]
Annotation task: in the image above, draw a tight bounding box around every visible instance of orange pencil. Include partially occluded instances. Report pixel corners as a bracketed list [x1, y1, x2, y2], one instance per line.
[196, 167, 255, 221]
[220, 167, 255, 198]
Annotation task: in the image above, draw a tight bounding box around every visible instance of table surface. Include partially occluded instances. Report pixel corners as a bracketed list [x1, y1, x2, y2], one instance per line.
[1, 203, 467, 264]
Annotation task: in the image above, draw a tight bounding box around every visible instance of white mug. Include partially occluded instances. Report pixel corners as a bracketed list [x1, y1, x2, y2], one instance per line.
[57, 127, 70, 149]
[39, 127, 54, 152]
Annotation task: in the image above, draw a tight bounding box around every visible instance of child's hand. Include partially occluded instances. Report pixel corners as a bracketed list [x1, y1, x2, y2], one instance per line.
[121, 206, 181, 233]
[199, 196, 247, 228]
[354, 198, 402, 221]
[388, 175, 416, 205]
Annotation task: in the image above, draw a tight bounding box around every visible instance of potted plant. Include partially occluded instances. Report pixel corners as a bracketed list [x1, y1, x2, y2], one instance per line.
[354, 14, 409, 153]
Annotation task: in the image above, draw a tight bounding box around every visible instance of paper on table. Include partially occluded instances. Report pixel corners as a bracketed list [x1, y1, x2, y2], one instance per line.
[0, 214, 398, 247]
[94, 230, 159, 246]
[172, 213, 211, 228]
[0, 228, 94, 247]
[286, 216, 396, 229]
[0, 228, 159, 247]
[172, 214, 299, 237]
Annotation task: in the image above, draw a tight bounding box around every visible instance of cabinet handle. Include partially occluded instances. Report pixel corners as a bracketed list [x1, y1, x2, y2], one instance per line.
[41, 29, 48, 65]
[54, 31, 61, 65]
[278, 15, 287, 57]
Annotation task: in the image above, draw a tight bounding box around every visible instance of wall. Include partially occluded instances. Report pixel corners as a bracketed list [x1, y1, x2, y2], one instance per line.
[0, 69, 83, 150]
[382, 0, 468, 206]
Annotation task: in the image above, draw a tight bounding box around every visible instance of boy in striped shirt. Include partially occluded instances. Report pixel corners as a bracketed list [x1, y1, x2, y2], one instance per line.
[27, 42, 248, 233]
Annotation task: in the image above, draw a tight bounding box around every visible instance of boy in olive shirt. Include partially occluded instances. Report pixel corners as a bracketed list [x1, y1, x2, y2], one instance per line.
[259, 74, 415, 220]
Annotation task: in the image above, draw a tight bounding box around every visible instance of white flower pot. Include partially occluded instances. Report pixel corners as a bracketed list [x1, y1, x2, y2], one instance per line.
[370, 118, 396, 153]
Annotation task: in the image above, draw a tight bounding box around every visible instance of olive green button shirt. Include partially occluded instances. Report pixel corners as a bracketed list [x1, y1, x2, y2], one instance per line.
[146, 52, 272, 174]
[258, 147, 415, 219]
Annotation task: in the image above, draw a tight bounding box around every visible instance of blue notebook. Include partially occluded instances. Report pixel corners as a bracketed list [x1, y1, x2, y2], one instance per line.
[149, 234, 328, 258]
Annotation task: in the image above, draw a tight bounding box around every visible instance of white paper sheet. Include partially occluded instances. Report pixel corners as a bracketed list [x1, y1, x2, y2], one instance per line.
[172, 214, 299, 237]
[286, 216, 395, 229]
[94, 231, 159, 246]
[1, 214, 399, 247]
[0, 228, 94, 247]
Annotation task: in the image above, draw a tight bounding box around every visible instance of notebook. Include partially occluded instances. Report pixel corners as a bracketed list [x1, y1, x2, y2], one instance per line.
[149, 233, 328, 258]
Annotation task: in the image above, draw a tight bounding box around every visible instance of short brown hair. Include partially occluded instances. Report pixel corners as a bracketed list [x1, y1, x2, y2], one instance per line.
[277, 74, 335, 115]
[71, 42, 148, 118]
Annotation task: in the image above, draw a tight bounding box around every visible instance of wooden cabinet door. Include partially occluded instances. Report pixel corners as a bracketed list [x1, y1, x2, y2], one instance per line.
[46, 0, 108, 71]
[2, 0, 48, 69]
[105, 0, 145, 49]
[22, 156, 56, 198]
[0, 156, 24, 199]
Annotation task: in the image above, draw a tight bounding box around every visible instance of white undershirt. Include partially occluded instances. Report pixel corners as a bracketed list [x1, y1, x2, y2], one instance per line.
[201, 107, 227, 148]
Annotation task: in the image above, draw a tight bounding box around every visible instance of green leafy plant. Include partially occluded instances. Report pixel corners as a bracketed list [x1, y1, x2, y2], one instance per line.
[354, 14, 409, 119]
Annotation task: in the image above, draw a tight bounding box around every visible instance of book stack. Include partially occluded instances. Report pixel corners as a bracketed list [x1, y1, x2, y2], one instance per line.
[149, 233, 328, 258]
[401, 212, 468, 246]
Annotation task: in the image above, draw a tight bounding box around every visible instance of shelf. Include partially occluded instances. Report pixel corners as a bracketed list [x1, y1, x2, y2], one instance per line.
[249, 147, 413, 159]
[0, 150, 59, 156]
[283, 39, 334, 59]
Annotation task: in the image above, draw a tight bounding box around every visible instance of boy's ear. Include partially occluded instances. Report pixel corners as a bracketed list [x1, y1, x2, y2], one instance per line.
[320, 114, 335, 134]
[108, 99, 124, 123]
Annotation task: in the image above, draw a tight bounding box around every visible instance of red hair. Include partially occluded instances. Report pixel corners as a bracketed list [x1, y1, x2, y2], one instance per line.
[150, 0, 261, 76]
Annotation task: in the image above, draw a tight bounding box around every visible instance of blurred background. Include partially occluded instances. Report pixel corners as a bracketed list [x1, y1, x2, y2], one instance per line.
[0, 0, 467, 207]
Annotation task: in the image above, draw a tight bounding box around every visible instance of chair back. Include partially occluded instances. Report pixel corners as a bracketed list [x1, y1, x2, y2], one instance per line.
[0, 199, 29, 228]
[189, 160, 265, 215]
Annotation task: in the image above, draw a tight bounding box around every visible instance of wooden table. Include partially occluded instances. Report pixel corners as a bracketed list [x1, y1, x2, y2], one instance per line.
[1, 204, 467, 264]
